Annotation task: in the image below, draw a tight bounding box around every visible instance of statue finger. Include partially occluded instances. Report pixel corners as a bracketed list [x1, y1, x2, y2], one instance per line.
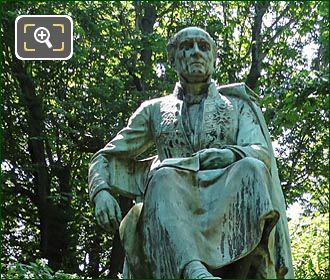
[96, 210, 105, 223]
[102, 221, 113, 232]
[95, 207, 102, 219]
[100, 210, 112, 225]
[96, 213, 108, 230]
[101, 209, 118, 231]
[96, 215, 102, 227]
[109, 215, 119, 230]
[98, 213, 113, 232]
[114, 203, 122, 223]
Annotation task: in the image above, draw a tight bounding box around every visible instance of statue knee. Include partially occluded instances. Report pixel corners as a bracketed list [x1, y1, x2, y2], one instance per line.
[238, 157, 267, 173]
[152, 166, 178, 180]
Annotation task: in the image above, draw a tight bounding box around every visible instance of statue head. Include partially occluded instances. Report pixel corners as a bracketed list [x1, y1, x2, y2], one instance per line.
[167, 27, 217, 83]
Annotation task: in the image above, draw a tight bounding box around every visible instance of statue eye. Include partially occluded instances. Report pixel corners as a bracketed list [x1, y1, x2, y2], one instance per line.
[179, 41, 193, 50]
[198, 41, 210, 51]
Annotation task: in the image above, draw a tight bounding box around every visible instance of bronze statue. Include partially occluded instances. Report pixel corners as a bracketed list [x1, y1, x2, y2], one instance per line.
[89, 27, 294, 279]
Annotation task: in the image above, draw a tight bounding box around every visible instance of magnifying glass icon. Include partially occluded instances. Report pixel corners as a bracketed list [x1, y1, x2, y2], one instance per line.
[34, 27, 53, 48]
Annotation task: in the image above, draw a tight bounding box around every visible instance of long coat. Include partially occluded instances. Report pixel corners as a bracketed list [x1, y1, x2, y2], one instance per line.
[88, 82, 294, 279]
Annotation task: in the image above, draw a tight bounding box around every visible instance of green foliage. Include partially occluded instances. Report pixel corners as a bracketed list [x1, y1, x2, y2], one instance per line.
[1, 1, 329, 278]
[289, 213, 329, 279]
[267, 71, 329, 213]
[4, 259, 80, 279]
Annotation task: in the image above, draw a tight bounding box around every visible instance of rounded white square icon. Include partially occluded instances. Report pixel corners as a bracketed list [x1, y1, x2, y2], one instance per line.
[15, 15, 73, 60]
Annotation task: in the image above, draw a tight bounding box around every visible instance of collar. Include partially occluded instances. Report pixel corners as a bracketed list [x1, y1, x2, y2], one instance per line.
[173, 80, 219, 102]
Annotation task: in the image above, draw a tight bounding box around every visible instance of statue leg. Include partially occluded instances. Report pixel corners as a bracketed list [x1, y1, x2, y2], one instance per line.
[184, 261, 221, 279]
[183, 244, 270, 280]
[211, 243, 271, 279]
[183, 246, 266, 279]
[141, 166, 213, 278]
[211, 214, 276, 279]
[139, 158, 277, 279]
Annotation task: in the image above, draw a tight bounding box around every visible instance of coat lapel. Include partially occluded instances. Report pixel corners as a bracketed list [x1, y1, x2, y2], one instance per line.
[170, 83, 194, 152]
[200, 82, 221, 148]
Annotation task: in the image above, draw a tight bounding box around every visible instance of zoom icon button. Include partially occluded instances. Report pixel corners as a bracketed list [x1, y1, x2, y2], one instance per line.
[15, 15, 73, 60]
[34, 27, 53, 48]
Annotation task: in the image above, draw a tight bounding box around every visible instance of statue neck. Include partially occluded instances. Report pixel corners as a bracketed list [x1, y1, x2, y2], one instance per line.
[179, 75, 210, 96]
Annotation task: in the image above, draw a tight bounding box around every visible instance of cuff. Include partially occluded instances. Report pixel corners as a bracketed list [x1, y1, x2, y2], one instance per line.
[90, 183, 112, 205]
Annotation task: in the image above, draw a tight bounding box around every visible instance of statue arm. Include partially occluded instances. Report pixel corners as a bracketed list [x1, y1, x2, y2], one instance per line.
[225, 100, 271, 169]
[88, 101, 154, 203]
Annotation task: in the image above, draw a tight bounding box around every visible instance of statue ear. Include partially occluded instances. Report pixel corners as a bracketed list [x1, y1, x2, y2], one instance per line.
[166, 42, 176, 66]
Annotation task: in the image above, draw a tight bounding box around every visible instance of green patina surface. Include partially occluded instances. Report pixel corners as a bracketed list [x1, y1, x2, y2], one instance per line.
[89, 27, 294, 279]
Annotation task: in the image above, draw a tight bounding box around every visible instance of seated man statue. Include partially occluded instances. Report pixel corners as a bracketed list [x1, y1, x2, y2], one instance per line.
[88, 27, 294, 279]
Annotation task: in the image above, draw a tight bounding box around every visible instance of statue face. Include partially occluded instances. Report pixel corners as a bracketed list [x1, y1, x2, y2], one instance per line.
[173, 28, 215, 83]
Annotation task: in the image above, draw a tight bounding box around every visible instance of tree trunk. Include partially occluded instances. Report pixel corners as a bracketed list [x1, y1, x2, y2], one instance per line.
[12, 59, 72, 271]
[131, 2, 157, 91]
[107, 3, 156, 277]
[138, 2, 156, 69]
[246, 2, 270, 90]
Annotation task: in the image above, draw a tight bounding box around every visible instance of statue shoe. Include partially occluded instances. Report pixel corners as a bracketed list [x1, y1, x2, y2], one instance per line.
[183, 260, 221, 279]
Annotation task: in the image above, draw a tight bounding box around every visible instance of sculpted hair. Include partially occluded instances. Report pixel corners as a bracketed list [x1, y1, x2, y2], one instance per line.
[166, 27, 217, 66]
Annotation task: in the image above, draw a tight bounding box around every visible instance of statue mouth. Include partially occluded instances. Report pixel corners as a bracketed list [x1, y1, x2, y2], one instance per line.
[191, 61, 204, 66]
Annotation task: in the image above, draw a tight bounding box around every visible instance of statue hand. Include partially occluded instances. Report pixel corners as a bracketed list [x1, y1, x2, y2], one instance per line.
[94, 190, 122, 233]
[199, 148, 236, 169]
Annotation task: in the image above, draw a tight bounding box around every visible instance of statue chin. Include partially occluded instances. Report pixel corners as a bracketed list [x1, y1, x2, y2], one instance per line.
[182, 72, 209, 83]
[175, 65, 212, 83]
[186, 66, 213, 83]
[177, 68, 208, 81]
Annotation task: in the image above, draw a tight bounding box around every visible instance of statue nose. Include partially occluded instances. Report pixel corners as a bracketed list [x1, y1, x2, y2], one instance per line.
[191, 42, 202, 58]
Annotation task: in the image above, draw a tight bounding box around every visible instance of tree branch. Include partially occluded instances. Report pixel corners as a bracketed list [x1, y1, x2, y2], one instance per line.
[157, 2, 178, 19]
[9, 181, 38, 206]
[245, 1, 270, 89]
[269, 3, 291, 31]
[262, 17, 295, 59]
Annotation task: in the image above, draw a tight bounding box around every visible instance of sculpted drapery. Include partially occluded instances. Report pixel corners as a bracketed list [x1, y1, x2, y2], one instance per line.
[88, 27, 294, 279]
